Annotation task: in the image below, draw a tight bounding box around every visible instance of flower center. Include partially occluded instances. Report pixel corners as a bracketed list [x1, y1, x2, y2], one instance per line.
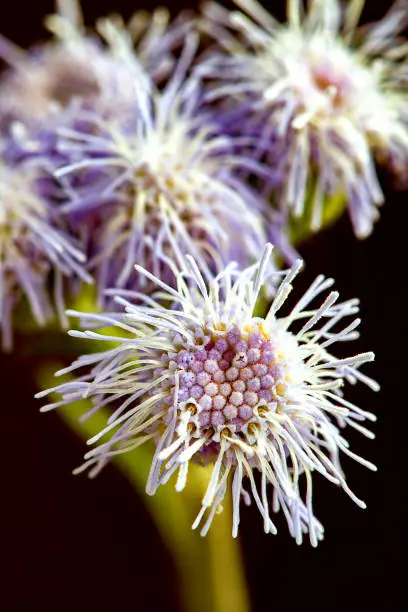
[173, 324, 286, 432]
[309, 60, 352, 110]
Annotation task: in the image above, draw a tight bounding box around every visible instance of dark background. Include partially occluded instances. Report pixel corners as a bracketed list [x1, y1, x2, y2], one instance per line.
[1, 1, 404, 610]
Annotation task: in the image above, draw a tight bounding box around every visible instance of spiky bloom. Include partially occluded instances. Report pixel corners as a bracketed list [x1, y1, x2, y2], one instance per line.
[200, 0, 408, 237]
[38, 244, 378, 545]
[47, 36, 268, 304]
[0, 150, 91, 349]
[0, 0, 191, 128]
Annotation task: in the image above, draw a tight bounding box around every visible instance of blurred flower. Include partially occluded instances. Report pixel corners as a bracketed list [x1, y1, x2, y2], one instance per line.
[0, 0, 191, 128]
[200, 0, 408, 237]
[0, 148, 91, 349]
[44, 35, 269, 304]
[38, 244, 378, 545]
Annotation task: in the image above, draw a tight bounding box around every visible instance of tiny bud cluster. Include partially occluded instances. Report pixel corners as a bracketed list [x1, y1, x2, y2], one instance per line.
[163, 325, 284, 431]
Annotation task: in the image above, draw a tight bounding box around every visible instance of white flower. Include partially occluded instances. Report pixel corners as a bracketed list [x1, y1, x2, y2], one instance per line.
[200, 0, 408, 237]
[38, 244, 378, 545]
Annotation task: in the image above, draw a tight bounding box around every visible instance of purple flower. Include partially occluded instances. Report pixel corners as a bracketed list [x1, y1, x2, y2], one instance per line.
[0, 147, 91, 349]
[35, 35, 269, 305]
[199, 0, 408, 238]
[38, 244, 378, 544]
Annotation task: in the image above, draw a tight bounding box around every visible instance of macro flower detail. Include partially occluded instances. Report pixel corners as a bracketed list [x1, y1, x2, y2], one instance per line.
[0, 153, 91, 348]
[200, 0, 408, 237]
[38, 244, 378, 545]
[49, 37, 268, 304]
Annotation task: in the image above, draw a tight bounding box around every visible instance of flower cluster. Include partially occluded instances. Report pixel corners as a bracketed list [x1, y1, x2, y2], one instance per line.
[0, 0, 267, 341]
[0, 0, 400, 541]
[0, 0, 177, 346]
[38, 245, 378, 544]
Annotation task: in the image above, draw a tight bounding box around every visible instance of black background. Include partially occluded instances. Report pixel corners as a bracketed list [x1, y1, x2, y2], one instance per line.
[1, 1, 404, 611]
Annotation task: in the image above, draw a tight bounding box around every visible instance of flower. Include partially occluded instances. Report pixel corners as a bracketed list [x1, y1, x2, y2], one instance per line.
[0, 149, 91, 349]
[45, 36, 268, 305]
[0, 0, 191, 128]
[38, 243, 378, 545]
[200, 0, 408, 238]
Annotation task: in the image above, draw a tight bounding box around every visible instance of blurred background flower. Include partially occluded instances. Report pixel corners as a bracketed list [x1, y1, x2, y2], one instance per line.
[200, 0, 408, 238]
[0, 0, 192, 128]
[0, 142, 91, 349]
[44, 61, 269, 304]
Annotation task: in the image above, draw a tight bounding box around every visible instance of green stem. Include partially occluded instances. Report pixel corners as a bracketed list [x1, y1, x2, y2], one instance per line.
[207, 490, 250, 612]
[37, 362, 250, 612]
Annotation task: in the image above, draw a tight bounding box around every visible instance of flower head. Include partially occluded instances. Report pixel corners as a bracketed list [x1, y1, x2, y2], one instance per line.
[200, 0, 408, 237]
[38, 244, 378, 544]
[47, 36, 268, 304]
[0, 0, 190, 128]
[0, 150, 91, 349]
